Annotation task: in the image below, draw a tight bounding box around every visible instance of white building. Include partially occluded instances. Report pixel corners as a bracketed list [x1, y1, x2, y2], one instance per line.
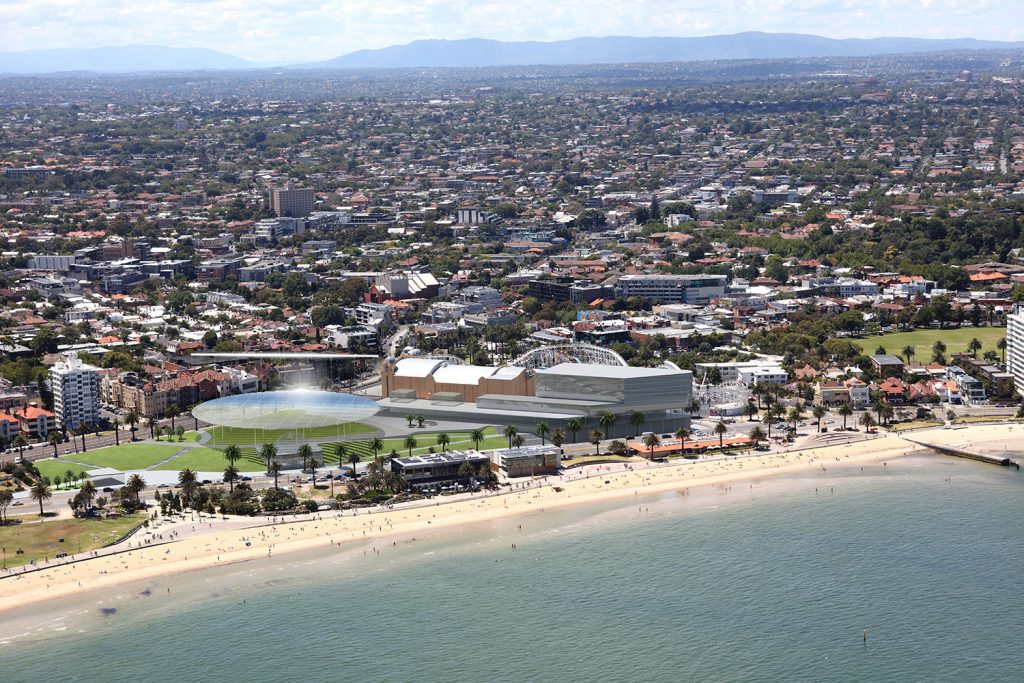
[616, 274, 728, 304]
[1007, 306, 1024, 396]
[50, 352, 100, 430]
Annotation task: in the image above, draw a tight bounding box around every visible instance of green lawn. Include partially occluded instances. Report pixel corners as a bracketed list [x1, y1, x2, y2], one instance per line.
[59, 444, 184, 471]
[203, 421, 376, 448]
[33, 459, 96, 483]
[854, 327, 1005, 361]
[319, 427, 506, 466]
[0, 515, 144, 568]
[152, 447, 267, 472]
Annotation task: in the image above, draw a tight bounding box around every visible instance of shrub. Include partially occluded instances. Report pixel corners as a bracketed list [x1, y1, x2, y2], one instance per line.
[302, 499, 319, 513]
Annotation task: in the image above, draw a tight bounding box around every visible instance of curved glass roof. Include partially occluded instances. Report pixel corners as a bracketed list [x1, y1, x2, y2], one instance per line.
[192, 390, 379, 429]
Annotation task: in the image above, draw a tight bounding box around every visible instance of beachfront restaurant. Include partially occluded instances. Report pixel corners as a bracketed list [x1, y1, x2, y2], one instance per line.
[391, 450, 491, 490]
[490, 445, 562, 478]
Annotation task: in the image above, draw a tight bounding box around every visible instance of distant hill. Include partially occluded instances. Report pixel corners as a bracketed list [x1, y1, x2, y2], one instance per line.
[305, 33, 1024, 69]
[0, 45, 258, 74]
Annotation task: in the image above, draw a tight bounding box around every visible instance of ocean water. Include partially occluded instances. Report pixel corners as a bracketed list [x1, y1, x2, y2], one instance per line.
[1, 454, 1022, 682]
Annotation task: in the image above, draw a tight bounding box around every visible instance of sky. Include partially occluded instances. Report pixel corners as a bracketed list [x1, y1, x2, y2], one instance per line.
[0, 0, 1021, 64]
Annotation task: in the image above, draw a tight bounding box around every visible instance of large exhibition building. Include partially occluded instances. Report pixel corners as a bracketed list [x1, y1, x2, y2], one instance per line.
[379, 355, 692, 435]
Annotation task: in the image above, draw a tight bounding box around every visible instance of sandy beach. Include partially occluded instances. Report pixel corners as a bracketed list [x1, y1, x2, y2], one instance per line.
[0, 431, 929, 615]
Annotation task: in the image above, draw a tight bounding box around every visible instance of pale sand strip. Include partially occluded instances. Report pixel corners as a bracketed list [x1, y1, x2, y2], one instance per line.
[0, 434, 919, 614]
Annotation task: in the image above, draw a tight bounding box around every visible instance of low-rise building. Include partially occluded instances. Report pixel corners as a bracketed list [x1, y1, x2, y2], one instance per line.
[390, 450, 491, 490]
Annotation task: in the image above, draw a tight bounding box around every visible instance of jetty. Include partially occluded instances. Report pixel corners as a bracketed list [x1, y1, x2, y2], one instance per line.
[903, 435, 1021, 469]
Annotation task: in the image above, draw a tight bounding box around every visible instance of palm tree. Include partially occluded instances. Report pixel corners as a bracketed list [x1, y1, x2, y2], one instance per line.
[551, 428, 565, 448]
[838, 402, 854, 430]
[369, 437, 384, 460]
[859, 412, 877, 433]
[415, 415, 425, 428]
[403, 435, 418, 457]
[347, 450, 361, 480]
[968, 337, 982, 358]
[167, 405, 181, 432]
[762, 410, 775, 439]
[512, 434, 525, 448]
[536, 421, 550, 446]
[113, 415, 121, 446]
[642, 432, 661, 459]
[788, 405, 804, 432]
[48, 431, 61, 457]
[675, 427, 690, 456]
[146, 417, 156, 440]
[177, 468, 199, 507]
[743, 400, 759, 421]
[469, 428, 485, 450]
[436, 432, 451, 451]
[125, 474, 146, 506]
[74, 424, 90, 452]
[589, 428, 604, 455]
[628, 411, 645, 437]
[30, 478, 52, 516]
[80, 479, 97, 508]
[405, 414, 415, 428]
[714, 420, 728, 448]
[598, 411, 617, 440]
[298, 443, 314, 471]
[14, 433, 28, 458]
[260, 443, 278, 471]
[750, 426, 767, 447]
[932, 340, 947, 364]
[812, 405, 827, 432]
[224, 444, 241, 468]
[503, 424, 518, 448]
[125, 409, 140, 440]
[269, 460, 282, 489]
[217, 462, 237, 492]
[998, 337, 1007, 364]
[307, 455, 319, 484]
[566, 418, 582, 444]
[901, 344, 915, 365]
[688, 397, 702, 416]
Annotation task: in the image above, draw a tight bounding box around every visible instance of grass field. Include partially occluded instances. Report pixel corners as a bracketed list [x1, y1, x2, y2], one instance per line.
[152, 447, 267, 472]
[203, 422, 376, 448]
[0, 515, 144, 568]
[59, 444, 184, 471]
[32, 460, 96, 483]
[318, 427, 506, 466]
[854, 327, 1005, 361]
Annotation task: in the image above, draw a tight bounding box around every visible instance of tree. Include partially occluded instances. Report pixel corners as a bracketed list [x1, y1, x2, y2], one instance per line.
[566, 418, 582, 443]
[436, 432, 451, 451]
[503, 424, 518, 448]
[347, 450, 361, 480]
[901, 345, 916, 365]
[14, 433, 27, 458]
[177, 468, 199, 507]
[598, 411, 617, 440]
[403, 435, 418, 457]
[512, 434, 525, 448]
[415, 415, 425, 428]
[812, 405, 827, 432]
[838, 402, 854, 430]
[469, 428, 485, 450]
[743, 400, 759, 421]
[125, 474, 145, 507]
[224, 444, 241, 468]
[629, 411, 645, 437]
[260, 443, 278, 471]
[146, 417, 156, 440]
[998, 337, 1007, 364]
[714, 420, 728, 448]
[932, 340, 947, 364]
[590, 428, 604, 455]
[298, 444, 314, 472]
[74, 424, 90, 452]
[859, 412, 877, 432]
[167, 405, 181, 431]
[369, 437, 384, 460]
[269, 460, 282, 489]
[750, 426, 766, 447]
[551, 428, 565, 448]
[762, 410, 775, 439]
[223, 464, 239, 493]
[675, 427, 690, 456]
[642, 432, 661, 459]
[405, 414, 415, 428]
[968, 337, 982, 358]
[536, 421, 550, 446]
[48, 431, 61, 457]
[30, 478, 52, 516]
[125, 409, 139, 441]
[788, 404, 805, 431]
[0, 489, 12, 524]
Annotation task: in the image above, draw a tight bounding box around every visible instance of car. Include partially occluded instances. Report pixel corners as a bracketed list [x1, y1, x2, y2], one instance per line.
[240, 476, 253, 482]
[102, 487, 113, 493]
[157, 483, 169, 488]
[12, 501, 23, 506]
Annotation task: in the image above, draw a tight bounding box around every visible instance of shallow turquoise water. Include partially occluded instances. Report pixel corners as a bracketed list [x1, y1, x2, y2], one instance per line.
[1, 455, 1022, 682]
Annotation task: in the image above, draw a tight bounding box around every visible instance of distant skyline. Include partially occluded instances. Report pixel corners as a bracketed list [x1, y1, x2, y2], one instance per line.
[1, 0, 1022, 64]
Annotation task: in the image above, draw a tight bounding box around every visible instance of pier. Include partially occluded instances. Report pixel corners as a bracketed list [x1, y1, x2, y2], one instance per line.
[904, 436, 1022, 469]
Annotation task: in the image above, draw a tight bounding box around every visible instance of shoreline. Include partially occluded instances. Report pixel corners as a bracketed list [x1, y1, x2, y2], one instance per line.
[0, 432, 922, 616]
